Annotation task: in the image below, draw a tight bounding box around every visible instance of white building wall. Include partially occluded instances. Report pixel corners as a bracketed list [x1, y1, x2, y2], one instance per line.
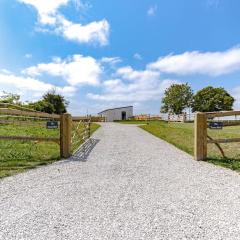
[99, 106, 133, 122]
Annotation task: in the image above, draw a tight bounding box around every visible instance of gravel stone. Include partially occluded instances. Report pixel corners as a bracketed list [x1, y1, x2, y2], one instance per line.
[1, 123, 240, 239]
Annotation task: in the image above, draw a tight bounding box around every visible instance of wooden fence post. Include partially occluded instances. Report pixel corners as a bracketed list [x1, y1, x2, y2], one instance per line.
[194, 112, 207, 161]
[60, 113, 72, 158]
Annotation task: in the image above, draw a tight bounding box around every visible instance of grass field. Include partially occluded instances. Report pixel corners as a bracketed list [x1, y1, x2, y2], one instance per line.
[118, 120, 240, 171]
[0, 122, 100, 178]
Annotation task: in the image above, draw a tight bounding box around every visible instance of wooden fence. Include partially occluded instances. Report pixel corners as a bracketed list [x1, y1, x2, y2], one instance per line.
[0, 107, 91, 159]
[129, 114, 162, 121]
[160, 113, 195, 122]
[72, 116, 105, 122]
[194, 111, 240, 161]
[168, 113, 186, 122]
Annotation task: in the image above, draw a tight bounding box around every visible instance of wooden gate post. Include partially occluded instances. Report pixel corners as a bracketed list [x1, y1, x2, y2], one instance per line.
[194, 112, 207, 161]
[60, 113, 72, 158]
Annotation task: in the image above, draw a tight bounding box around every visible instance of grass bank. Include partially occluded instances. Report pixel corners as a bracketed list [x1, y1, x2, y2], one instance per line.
[0, 123, 100, 178]
[118, 120, 240, 171]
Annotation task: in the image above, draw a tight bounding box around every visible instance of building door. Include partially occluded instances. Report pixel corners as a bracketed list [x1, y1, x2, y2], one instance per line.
[121, 111, 126, 120]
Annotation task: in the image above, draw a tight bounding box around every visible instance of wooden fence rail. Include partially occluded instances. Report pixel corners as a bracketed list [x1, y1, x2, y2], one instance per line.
[0, 103, 42, 112]
[207, 138, 240, 144]
[0, 108, 60, 119]
[0, 106, 93, 159]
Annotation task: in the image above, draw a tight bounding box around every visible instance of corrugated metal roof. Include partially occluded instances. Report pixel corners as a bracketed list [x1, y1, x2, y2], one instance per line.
[98, 106, 133, 114]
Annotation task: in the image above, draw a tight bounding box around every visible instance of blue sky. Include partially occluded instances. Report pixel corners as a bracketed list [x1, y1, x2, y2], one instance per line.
[1, 0, 240, 115]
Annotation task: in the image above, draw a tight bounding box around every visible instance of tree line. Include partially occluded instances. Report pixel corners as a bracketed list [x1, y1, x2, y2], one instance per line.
[161, 84, 235, 115]
[0, 84, 235, 116]
[0, 90, 68, 114]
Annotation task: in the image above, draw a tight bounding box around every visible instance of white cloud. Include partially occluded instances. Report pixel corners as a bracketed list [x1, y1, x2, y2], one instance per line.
[58, 17, 110, 45]
[101, 57, 121, 65]
[57, 86, 76, 96]
[0, 69, 12, 75]
[0, 73, 76, 101]
[133, 53, 143, 60]
[19, 0, 110, 45]
[116, 66, 160, 82]
[74, 0, 91, 12]
[19, 0, 69, 25]
[87, 65, 179, 102]
[87, 79, 178, 102]
[147, 5, 158, 16]
[148, 47, 240, 76]
[23, 55, 102, 86]
[24, 53, 32, 59]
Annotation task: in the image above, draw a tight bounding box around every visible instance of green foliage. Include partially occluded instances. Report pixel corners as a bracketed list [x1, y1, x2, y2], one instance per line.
[192, 86, 234, 112]
[0, 92, 21, 104]
[161, 83, 193, 114]
[28, 100, 55, 114]
[1, 90, 69, 114]
[28, 90, 69, 114]
[42, 90, 68, 114]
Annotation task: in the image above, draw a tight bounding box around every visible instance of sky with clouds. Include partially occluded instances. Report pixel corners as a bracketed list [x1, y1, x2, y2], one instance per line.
[1, 0, 240, 115]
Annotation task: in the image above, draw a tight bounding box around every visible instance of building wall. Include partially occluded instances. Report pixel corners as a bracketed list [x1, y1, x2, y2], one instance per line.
[99, 107, 133, 122]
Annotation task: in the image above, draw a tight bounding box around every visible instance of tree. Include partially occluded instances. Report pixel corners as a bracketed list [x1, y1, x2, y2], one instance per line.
[43, 90, 68, 114]
[0, 92, 21, 104]
[28, 100, 55, 114]
[192, 86, 234, 112]
[29, 90, 69, 114]
[161, 83, 193, 115]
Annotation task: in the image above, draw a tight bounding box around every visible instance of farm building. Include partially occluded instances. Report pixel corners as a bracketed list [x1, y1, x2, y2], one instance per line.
[98, 106, 133, 122]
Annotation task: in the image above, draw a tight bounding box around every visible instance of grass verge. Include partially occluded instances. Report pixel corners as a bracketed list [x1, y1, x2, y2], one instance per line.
[0, 123, 100, 178]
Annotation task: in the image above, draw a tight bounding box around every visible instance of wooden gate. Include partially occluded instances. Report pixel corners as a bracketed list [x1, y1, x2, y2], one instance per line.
[0, 104, 91, 159]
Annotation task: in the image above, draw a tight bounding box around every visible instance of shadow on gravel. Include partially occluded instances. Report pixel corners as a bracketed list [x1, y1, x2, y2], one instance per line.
[71, 138, 100, 162]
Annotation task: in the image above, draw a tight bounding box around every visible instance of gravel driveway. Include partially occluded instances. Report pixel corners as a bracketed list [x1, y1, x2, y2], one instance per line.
[1, 123, 240, 239]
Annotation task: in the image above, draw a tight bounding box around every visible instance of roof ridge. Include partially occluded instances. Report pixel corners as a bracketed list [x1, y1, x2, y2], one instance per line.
[98, 106, 133, 114]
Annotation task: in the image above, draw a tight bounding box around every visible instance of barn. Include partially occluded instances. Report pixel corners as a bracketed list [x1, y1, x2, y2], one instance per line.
[98, 106, 133, 122]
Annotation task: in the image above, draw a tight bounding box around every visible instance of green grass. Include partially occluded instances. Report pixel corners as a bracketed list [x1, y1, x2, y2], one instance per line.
[114, 120, 151, 124]
[90, 123, 100, 135]
[118, 120, 240, 172]
[140, 121, 194, 155]
[71, 122, 100, 152]
[0, 122, 100, 178]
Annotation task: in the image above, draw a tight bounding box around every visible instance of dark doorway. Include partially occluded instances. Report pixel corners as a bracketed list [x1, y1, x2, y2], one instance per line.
[121, 111, 126, 120]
